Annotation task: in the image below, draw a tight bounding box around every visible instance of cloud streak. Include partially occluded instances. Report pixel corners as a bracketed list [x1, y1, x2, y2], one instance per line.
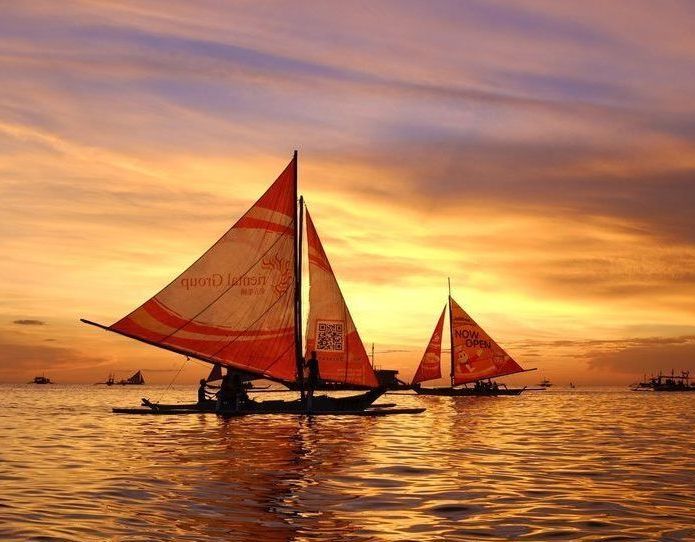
[1, 1, 695, 383]
[13, 319, 45, 326]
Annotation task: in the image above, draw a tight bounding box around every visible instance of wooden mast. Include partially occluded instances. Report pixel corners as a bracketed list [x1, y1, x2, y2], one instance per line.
[293, 150, 306, 401]
[448, 277, 455, 387]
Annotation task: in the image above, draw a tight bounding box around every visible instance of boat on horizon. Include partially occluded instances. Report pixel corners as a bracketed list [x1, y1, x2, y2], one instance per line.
[411, 281, 534, 396]
[539, 378, 552, 388]
[82, 152, 422, 417]
[96, 370, 145, 386]
[632, 370, 695, 392]
[29, 375, 53, 384]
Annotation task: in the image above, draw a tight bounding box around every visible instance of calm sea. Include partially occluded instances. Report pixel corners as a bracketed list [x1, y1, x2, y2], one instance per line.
[1, 385, 693, 541]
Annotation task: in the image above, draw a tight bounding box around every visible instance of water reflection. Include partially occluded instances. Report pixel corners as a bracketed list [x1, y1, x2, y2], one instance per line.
[0, 386, 693, 541]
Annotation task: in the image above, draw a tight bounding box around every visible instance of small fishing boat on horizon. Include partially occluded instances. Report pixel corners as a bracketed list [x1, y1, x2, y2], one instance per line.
[631, 370, 695, 392]
[29, 375, 53, 384]
[411, 281, 534, 397]
[539, 378, 552, 388]
[82, 152, 422, 417]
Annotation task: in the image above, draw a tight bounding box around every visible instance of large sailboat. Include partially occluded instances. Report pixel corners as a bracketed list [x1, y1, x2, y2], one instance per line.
[412, 283, 534, 396]
[82, 152, 421, 416]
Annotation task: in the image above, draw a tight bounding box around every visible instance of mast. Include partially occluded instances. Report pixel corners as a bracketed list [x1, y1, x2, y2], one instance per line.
[293, 150, 306, 401]
[448, 277, 455, 387]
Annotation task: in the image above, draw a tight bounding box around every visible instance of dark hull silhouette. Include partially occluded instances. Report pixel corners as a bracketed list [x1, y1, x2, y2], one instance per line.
[632, 371, 694, 392]
[285, 369, 410, 392]
[110, 388, 426, 416]
[413, 385, 526, 396]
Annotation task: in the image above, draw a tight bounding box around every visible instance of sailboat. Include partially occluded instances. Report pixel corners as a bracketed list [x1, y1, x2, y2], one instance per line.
[94, 372, 115, 385]
[82, 152, 422, 416]
[119, 370, 145, 385]
[412, 283, 534, 396]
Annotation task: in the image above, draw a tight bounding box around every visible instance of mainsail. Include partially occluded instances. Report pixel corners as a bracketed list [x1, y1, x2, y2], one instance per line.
[304, 210, 379, 388]
[450, 297, 525, 385]
[412, 306, 446, 384]
[95, 158, 298, 382]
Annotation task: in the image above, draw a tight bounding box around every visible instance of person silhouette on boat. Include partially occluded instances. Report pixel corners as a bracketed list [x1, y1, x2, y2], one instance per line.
[197, 379, 209, 405]
[216, 374, 230, 412]
[217, 373, 243, 412]
[217, 372, 249, 412]
[305, 350, 320, 410]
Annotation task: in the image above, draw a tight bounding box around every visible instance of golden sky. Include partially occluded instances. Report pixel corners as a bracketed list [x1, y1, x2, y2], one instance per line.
[2, 1, 695, 385]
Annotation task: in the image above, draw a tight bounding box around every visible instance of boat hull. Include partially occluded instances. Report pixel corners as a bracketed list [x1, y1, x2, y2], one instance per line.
[413, 386, 525, 396]
[119, 388, 388, 415]
[112, 406, 424, 416]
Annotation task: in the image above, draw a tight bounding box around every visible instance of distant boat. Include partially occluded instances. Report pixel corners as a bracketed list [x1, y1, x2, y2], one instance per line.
[30, 375, 53, 384]
[95, 372, 115, 386]
[82, 152, 419, 416]
[96, 371, 144, 386]
[119, 370, 145, 386]
[539, 378, 552, 388]
[569, 382, 576, 389]
[632, 370, 695, 392]
[411, 281, 534, 396]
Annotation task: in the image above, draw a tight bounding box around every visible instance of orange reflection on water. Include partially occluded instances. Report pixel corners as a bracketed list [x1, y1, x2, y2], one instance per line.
[1, 386, 694, 541]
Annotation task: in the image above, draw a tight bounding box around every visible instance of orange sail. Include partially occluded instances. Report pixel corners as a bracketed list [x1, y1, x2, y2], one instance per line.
[304, 209, 379, 388]
[412, 306, 446, 384]
[104, 157, 298, 382]
[450, 297, 525, 385]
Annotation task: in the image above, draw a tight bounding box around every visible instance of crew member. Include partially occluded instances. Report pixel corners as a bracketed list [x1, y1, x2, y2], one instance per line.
[305, 350, 320, 410]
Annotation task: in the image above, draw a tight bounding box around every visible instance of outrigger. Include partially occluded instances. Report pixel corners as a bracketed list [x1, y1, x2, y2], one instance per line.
[82, 152, 423, 417]
[411, 280, 534, 397]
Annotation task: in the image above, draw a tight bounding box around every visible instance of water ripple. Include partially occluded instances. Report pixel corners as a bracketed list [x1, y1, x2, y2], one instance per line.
[0, 385, 693, 540]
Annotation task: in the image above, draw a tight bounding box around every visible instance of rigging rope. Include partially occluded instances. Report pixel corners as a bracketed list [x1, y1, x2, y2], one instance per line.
[155, 355, 190, 404]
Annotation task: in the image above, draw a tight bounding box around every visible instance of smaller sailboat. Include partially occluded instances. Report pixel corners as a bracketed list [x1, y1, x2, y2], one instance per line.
[96, 371, 144, 385]
[538, 378, 552, 388]
[412, 281, 534, 396]
[119, 370, 145, 385]
[30, 375, 53, 384]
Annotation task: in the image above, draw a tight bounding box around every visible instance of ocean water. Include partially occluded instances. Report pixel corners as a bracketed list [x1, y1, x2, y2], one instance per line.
[1, 385, 693, 541]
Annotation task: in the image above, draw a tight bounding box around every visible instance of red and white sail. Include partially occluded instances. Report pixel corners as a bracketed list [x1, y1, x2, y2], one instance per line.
[412, 306, 446, 384]
[450, 297, 525, 385]
[107, 158, 298, 382]
[304, 210, 379, 388]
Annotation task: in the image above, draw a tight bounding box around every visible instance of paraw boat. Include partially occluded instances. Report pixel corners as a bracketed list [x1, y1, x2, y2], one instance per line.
[82, 152, 422, 417]
[412, 282, 534, 396]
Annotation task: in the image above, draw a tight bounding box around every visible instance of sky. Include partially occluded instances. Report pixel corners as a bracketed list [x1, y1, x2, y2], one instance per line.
[1, 0, 694, 385]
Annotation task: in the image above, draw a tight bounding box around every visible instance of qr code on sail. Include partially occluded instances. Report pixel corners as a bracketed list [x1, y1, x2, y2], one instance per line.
[316, 321, 344, 352]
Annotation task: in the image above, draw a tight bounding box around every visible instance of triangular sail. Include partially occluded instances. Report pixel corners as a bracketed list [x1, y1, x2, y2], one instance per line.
[206, 363, 223, 382]
[450, 297, 526, 385]
[304, 210, 379, 388]
[412, 306, 446, 384]
[127, 370, 145, 384]
[106, 158, 298, 382]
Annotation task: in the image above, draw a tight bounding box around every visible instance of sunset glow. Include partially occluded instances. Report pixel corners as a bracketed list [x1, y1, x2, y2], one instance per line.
[2, 1, 694, 385]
